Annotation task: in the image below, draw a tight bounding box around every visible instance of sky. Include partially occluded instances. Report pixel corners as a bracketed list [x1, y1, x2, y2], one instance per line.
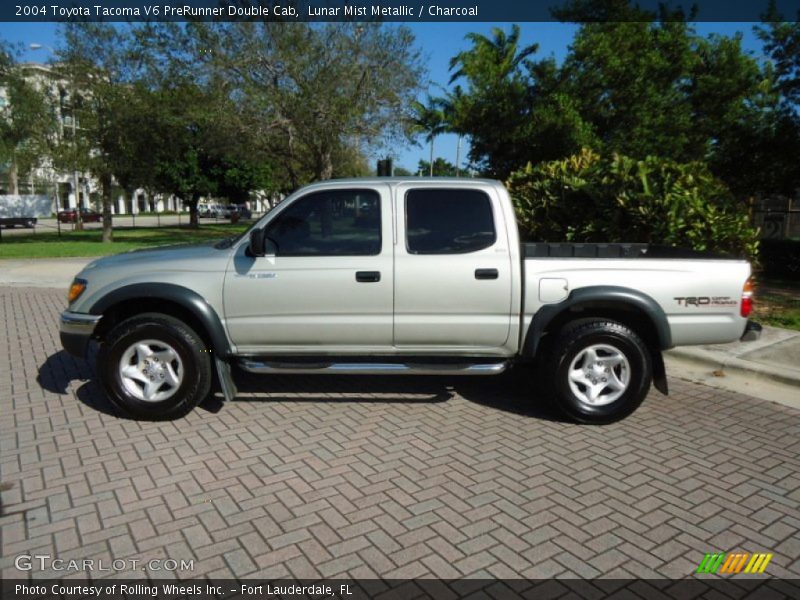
[0, 20, 765, 173]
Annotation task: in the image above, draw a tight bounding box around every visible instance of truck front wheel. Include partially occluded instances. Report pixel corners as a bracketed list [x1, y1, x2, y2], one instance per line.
[97, 313, 212, 420]
[546, 319, 652, 424]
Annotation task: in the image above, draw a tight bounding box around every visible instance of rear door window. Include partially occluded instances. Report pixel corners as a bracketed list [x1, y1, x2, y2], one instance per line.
[405, 189, 496, 254]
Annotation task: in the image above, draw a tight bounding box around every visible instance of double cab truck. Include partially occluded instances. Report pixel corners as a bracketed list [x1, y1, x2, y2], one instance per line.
[60, 178, 761, 423]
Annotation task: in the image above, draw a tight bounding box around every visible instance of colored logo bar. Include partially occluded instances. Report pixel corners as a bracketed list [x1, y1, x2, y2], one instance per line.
[696, 552, 772, 574]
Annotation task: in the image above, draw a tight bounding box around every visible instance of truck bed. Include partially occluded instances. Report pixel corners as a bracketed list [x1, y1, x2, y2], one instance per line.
[523, 243, 732, 260]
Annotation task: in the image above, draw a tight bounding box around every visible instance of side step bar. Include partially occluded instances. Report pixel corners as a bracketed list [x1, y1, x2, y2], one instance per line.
[238, 359, 509, 376]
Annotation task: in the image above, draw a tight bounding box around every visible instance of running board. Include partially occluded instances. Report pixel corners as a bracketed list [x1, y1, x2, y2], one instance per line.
[238, 359, 509, 376]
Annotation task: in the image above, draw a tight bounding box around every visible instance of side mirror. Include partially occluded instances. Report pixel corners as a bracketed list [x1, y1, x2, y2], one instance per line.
[249, 228, 266, 257]
[264, 237, 278, 256]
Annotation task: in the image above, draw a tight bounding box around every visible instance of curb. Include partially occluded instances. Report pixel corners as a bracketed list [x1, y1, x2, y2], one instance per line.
[666, 346, 800, 388]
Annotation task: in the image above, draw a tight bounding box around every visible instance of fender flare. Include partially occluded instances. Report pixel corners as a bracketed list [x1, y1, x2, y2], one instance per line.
[522, 285, 673, 359]
[89, 283, 232, 358]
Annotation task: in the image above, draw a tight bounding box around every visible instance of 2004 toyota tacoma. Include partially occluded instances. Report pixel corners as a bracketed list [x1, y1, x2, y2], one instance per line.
[60, 178, 761, 423]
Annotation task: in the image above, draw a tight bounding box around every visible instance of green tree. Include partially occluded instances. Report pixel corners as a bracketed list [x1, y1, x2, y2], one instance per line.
[555, 2, 796, 198]
[750, 5, 800, 196]
[141, 83, 228, 227]
[54, 23, 144, 240]
[446, 25, 595, 179]
[448, 13, 795, 198]
[560, 20, 699, 161]
[189, 22, 424, 187]
[0, 45, 57, 195]
[417, 157, 457, 177]
[57, 23, 278, 229]
[98, 81, 160, 215]
[757, 3, 800, 106]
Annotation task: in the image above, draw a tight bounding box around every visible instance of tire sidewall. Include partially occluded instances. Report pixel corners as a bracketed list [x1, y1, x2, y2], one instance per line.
[100, 317, 208, 419]
[554, 325, 651, 423]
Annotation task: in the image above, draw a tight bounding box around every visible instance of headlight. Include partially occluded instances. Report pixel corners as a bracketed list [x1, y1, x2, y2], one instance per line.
[67, 278, 87, 303]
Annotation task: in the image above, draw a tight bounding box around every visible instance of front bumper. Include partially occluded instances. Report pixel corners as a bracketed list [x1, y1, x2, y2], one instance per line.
[740, 320, 762, 342]
[60, 311, 102, 358]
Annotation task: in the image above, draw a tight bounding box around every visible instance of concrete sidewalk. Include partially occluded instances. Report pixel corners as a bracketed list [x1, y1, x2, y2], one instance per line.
[0, 257, 92, 288]
[665, 325, 800, 410]
[2, 257, 798, 407]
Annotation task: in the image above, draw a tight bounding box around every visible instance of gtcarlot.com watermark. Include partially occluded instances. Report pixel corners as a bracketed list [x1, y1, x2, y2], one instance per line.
[15, 554, 194, 573]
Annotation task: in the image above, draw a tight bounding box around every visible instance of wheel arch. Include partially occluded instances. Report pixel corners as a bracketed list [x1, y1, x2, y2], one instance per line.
[523, 286, 671, 394]
[89, 283, 232, 358]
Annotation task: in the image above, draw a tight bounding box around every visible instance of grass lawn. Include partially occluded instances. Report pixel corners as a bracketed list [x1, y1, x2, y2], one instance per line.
[0, 223, 250, 259]
[754, 277, 800, 331]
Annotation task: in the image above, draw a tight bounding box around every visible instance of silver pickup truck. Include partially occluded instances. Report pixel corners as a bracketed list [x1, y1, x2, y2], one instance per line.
[60, 178, 761, 423]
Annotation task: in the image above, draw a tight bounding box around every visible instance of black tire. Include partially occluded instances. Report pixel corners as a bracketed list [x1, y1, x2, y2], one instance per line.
[97, 313, 212, 420]
[544, 319, 652, 424]
[25, 219, 35, 228]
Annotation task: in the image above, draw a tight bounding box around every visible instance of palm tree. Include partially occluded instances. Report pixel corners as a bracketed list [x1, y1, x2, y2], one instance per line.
[411, 97, 446, 176]
[448, 24, 538, 85]
[443, 26, 539, 177]
[436, 88, 465, 176]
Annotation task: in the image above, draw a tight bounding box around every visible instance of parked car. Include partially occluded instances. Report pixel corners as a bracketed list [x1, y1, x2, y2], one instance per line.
[216, 205, 234, 218]
[58, 208, 103, 223]
[231, 204, 252, 219]
[59, 178, 760, 422]
[198, 203, 217, 218]
[199, 204, 234, 219]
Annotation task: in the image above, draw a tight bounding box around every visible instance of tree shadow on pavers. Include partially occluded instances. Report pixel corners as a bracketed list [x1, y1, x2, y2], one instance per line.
[36, 348, 123, 418]
[230, 365, 566, 422]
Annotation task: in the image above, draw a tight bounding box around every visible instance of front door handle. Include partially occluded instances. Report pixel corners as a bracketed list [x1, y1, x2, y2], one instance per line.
[475, 268, 499, 280]
[356, 271, 381, 283]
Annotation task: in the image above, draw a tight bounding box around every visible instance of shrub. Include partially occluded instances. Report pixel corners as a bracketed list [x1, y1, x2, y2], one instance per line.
[507, 149, 759, 259]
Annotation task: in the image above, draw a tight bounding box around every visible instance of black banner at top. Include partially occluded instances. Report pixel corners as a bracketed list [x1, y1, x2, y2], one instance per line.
[4, 0, 800, 23]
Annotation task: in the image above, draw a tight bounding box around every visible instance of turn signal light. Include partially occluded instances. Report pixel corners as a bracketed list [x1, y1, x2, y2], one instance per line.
[740, 278, 754, 318]
[67, 279, 87, 303]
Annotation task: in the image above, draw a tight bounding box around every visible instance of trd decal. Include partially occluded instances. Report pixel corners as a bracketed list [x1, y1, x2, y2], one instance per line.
[674, 296, 737, 307]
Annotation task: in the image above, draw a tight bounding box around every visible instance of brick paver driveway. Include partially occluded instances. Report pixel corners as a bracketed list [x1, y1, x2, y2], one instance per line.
[1, 287, 799, 580]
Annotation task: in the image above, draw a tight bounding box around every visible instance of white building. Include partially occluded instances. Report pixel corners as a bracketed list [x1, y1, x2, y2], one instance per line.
[1, 62, 185, 215]
[2, 61, 280, 216]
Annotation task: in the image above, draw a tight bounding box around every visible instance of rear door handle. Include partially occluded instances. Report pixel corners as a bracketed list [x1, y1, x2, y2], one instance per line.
[475, 268, 499, 280]
[356, 271, 381, 283]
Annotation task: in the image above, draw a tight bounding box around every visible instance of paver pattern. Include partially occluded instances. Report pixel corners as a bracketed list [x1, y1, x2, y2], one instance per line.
[1, 287, 799, 581]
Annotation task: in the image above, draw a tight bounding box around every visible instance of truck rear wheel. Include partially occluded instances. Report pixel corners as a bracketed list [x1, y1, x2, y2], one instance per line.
[97, 313, 211, 420]
[546, 319, 651, 424]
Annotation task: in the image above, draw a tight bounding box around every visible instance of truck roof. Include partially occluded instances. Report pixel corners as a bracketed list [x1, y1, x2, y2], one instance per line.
[300, 177, 501, 189]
